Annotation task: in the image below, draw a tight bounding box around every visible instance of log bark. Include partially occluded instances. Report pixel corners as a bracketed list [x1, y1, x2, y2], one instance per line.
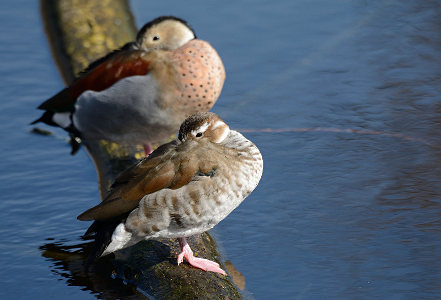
[40, 1, 242, 298]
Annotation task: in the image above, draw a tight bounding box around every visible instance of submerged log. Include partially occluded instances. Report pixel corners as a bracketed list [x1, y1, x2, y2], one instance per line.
[40, 1, 242, 298]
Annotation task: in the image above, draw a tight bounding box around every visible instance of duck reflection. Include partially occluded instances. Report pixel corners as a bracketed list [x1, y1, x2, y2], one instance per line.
[40, 236, 246, 299]
[40, 237, 146, 299]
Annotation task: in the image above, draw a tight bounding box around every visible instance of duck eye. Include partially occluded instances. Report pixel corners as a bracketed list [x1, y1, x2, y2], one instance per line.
[152, 35, 160, 41]
[196, 132, 203, 137]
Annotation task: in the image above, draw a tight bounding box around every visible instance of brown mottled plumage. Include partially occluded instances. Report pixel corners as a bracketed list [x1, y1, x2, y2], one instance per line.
[78, 112, 263, 275]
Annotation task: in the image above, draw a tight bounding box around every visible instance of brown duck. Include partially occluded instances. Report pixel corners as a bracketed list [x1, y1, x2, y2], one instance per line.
[78, 112, 263, 274]
[32, 16, 225, 154]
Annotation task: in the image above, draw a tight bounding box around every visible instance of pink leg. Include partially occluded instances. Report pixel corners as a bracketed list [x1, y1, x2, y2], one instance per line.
[143, 144, 153, 157]
[177, 237, 226, 275]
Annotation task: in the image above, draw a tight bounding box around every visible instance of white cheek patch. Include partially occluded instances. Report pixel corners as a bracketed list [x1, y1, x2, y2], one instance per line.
[214, 126, 230, 143]
[211, 120, 225, 130]
[181, 28, 195, 44]
[191, 122, 209, 137]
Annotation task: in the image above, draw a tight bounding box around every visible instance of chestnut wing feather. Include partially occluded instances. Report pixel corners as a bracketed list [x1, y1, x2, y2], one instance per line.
[38, 44, 150, 112]
[77, 141, 204, 221]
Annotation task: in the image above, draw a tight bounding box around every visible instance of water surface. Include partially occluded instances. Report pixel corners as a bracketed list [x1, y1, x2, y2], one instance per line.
[1, 0, 441, 299]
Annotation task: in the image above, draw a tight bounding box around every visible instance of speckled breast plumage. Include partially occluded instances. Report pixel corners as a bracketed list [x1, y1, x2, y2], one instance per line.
[168, 39, 225, 116]
[74, 39, 225, 145]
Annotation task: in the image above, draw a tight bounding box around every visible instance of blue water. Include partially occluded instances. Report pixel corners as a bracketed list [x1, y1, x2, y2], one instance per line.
[1, 0, 441, 299]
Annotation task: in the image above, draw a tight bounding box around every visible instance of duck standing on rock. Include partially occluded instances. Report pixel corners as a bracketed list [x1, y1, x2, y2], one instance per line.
[78, 112, 263, 275]
[32, 16, 225, 155]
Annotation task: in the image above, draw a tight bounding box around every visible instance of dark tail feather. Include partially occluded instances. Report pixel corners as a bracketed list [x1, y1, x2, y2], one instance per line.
[31, 111, 83, 155]
[69, 133, 82, 155]
[83, 219, 123, 267]
[30, 111, 58, 127]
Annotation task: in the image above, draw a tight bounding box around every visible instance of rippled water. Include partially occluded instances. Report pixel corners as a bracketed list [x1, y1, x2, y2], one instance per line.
[1, 0, 441, 299]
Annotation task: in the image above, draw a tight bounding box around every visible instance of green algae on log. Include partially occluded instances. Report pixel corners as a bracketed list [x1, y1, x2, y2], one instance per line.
[41, 0, 137, 84]
[39, 0, 242, 298]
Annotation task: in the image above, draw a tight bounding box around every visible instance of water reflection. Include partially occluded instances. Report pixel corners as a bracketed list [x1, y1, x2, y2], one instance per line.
[40, 238, 145, 299]
[40, 236, 247, 299]
[2, 0, 441, 298]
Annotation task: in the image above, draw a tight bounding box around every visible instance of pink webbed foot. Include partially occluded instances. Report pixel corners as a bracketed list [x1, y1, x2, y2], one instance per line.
[143, 144, 153, 157]
[177, 238, 226, 275]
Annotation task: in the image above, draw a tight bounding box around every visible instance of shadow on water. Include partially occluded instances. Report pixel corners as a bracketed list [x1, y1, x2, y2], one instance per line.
[40, 236, 247, 299]
[3, 0, 441, 298]
[39, 238, 147, 299]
